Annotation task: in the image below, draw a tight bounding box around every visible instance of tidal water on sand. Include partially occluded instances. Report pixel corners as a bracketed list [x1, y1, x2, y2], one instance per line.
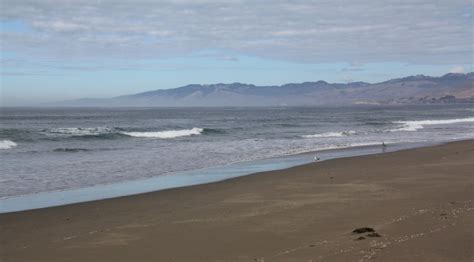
[1, 105, 473, 210]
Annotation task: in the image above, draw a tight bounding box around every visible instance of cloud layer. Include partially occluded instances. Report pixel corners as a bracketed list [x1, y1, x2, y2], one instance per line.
[1, 0, 472, 64]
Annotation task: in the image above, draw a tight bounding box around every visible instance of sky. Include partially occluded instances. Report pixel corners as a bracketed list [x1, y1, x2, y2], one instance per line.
[0, 0, 472, 105]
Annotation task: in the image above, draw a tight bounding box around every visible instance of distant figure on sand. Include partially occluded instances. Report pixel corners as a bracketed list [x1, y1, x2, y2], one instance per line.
[382, 142, 387, 153]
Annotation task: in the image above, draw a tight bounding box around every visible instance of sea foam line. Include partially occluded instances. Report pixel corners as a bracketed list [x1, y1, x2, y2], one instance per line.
[392, 117, 474, 132]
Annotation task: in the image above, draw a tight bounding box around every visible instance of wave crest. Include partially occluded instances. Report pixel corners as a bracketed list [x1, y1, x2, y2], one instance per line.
[302, 131, 356, 138]
[53, 148, 90, 153]
[43, 127, 208, 139]
[121, 128, 204, 138]
[391, 117, 474, 132]
[46, 127, 116, 137]
[0, 140, 17, 150]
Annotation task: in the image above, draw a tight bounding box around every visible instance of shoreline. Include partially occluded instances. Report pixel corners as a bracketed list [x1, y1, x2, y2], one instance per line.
[1, 140, 473, 261]
[0, 140, 438, 213]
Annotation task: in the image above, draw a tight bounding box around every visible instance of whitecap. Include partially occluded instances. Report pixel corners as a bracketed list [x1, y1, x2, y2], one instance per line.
[302, 130, 356, 138]
[0, 140, 17, 150]
[121, 128, 204, 139]
[391, 117, 474, 132]
[46, 127, 114, 137]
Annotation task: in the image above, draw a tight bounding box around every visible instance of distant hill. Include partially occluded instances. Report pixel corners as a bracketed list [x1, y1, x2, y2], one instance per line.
[55, 73, 474, 107]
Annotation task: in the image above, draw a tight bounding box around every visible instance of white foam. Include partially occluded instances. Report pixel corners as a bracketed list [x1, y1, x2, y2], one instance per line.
[47, 127, 113, 136]
[302, 131, 356, 138]
[0, 140, 17, 150]
[275, 141, 385, 157]
[392, 117, 474, 132]
[122, 128, 204, 138]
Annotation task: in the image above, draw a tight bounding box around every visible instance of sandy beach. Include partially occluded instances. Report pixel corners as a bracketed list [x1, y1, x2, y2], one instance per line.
[1, 140, 473, 262]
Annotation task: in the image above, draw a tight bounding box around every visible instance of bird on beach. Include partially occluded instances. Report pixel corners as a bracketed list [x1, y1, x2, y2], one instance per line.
[314, 156, 320, 161]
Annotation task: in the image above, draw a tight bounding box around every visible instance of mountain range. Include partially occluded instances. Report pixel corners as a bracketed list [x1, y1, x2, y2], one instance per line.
[57, 73, 474, 107]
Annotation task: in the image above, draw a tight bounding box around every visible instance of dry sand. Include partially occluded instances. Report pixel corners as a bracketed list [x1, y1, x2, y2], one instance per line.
[1, 140, 473, 261]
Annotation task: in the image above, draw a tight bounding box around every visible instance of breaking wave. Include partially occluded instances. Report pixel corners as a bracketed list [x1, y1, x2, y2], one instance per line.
[121, 128, 204, 138]
[302, 131, 356, 138]
[45, 127, 120, 138]
[0, 140, 17, 150]
[43, 127, 213, 139]
[391, 117, 474, 132]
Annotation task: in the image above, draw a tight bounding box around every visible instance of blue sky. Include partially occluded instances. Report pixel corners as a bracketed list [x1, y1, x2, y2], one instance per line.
[0, 0, 472, 105]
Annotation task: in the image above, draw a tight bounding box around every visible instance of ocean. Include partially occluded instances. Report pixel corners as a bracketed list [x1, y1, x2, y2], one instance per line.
[1, 105, 474, 210]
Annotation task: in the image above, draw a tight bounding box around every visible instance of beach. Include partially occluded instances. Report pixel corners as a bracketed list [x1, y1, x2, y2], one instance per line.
[1, 140, 473, 261]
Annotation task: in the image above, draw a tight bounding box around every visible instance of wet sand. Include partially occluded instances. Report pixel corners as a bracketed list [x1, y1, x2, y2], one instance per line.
[1, 140, 473, 261]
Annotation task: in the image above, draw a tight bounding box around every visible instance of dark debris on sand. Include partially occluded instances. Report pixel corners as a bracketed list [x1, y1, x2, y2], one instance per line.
[352, 227, 375, 234]
[352, 227, 382, 240]
[367, 232, 381, 237]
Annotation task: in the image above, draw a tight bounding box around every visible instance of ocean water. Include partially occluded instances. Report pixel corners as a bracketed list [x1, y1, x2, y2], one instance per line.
[1, 105, 474, 200]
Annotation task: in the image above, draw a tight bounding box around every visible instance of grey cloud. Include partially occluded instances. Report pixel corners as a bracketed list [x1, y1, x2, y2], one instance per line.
[0, 0, 472, 65]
